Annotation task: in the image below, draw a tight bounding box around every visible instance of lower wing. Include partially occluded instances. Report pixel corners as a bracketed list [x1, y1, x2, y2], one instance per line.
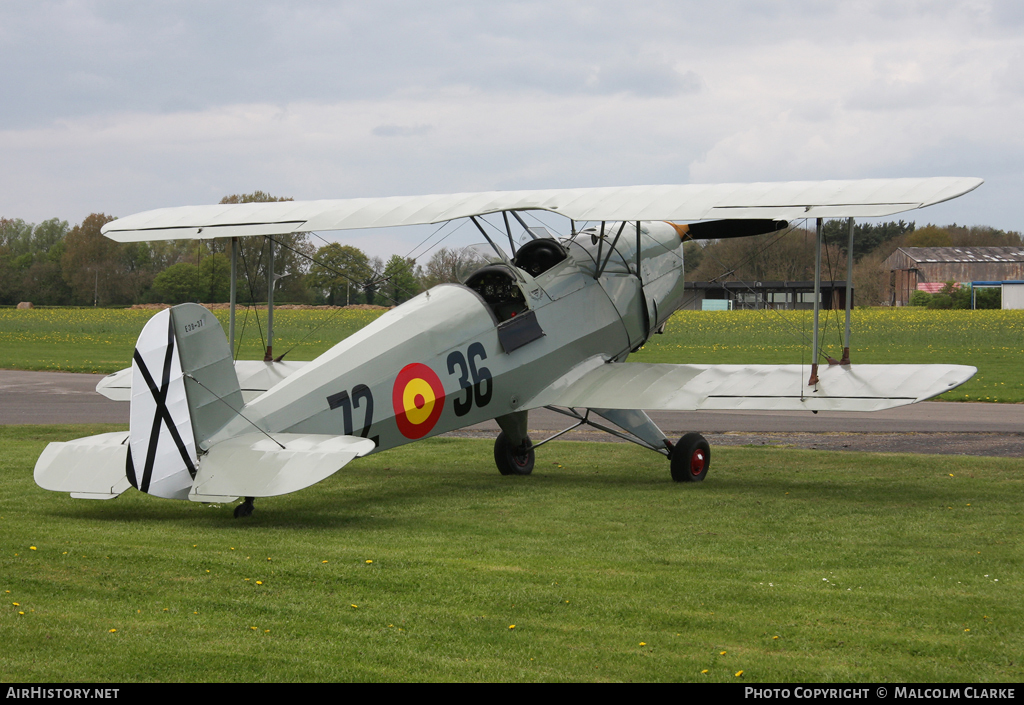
[527, 361, 976, 413]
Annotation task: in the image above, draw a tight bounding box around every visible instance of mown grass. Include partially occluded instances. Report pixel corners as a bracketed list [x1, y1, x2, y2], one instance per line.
[2, 306, 1021, 401]
[2, 426, 1021, 682]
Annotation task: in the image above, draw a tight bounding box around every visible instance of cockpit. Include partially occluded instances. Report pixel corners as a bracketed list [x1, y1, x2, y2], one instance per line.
[463, 238, 569, 323]
[464, 265, 526, 322]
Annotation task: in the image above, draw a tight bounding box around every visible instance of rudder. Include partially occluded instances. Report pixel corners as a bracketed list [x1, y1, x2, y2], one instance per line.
[128, 304, 242, 499]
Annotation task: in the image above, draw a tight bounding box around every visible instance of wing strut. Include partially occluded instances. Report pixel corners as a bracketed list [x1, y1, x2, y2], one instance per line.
[810, 216, 858, 384]
[634, 222, 641, 283]
[538, 406, 670, 455]
[264, 236, 275, 361]
[809, 218, 823, 385]
[510, 211, 536, 241]
[470, 215, 524, 282]
[595, 221, 627, 278]
[229, 236, 238, 356]
[501, 212, 517, 256]
[841, 217, 855, 365]
[594, 221, 606, 275]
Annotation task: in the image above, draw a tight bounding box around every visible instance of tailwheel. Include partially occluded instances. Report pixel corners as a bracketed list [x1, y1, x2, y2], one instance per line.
[234, 496, 255, 518]
[494, 431, 535, 476]
[670, 433, 710, 482]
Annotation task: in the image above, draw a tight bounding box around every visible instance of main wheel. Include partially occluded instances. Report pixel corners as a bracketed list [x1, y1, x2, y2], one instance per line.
[233, 497, 255, 518]
[494, 432, 535, 476]
[670, 433, 710, 482]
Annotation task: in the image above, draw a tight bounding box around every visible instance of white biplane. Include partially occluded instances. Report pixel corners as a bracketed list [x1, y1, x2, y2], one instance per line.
[34, 178, 981, 516]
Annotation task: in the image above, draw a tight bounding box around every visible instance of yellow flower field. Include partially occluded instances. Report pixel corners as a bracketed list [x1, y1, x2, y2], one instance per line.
[635, 309, 1024, 402]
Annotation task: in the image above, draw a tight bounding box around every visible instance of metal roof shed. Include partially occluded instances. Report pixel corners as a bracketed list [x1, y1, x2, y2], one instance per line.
[884, 247, 1024, 305]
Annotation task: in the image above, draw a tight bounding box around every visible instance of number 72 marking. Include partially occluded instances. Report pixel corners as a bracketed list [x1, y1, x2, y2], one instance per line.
[327, 384, 374, 439]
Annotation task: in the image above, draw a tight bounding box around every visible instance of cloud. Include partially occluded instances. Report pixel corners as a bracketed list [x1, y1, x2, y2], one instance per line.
[372, 124, 434, 137]
[0, 0, 1020, 240]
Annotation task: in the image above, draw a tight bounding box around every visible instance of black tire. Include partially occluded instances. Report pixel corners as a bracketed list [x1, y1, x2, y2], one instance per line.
[233, 497, 255, 518]
[494, 431, 535, 476]
[671, 433, 710, 482]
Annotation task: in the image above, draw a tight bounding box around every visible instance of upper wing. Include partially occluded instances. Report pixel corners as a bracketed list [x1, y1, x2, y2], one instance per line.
[102, 178, 983, 242]
[526, 361, 976, 413]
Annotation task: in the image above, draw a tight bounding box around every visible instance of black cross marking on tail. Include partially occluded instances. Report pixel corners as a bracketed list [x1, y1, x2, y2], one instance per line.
[126, 315, 197, 493]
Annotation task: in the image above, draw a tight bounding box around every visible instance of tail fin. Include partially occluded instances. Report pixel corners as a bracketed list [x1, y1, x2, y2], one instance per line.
[127, 304, 242, 499]
[127, 303, 374, 504]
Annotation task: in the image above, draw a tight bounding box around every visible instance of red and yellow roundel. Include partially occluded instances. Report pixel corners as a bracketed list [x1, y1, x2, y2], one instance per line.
[392, 363, 445, 439]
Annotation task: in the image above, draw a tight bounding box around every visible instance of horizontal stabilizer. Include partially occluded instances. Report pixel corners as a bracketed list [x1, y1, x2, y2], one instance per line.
[529, 362, 976, 413]
[188, 433, 376, 502]
[34, 432, 132, 500]
[97, 360, 308, 402]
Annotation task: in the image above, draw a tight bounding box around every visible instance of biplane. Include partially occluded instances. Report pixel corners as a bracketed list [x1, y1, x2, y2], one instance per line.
[34, 178, 981, 516]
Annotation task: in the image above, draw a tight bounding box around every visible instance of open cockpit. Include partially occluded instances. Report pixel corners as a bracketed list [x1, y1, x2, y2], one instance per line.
[464, 265, 527, 322]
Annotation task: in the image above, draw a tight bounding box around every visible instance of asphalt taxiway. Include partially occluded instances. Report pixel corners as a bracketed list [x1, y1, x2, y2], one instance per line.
[2, 369, 1021, 457]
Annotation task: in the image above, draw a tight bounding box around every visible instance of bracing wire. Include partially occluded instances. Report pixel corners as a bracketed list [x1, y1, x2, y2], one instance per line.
[234, 236, 267, 357]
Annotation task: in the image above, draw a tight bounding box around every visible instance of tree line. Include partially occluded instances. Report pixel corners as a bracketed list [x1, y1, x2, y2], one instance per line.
[0, 192, 486, 308]
[3, 191, 1021, 308]
[683, 220, 1024, 306]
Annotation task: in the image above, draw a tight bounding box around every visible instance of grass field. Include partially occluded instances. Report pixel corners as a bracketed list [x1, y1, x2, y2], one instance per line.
[2, 426, 1021, 683]
[1, 306, 1021, 402]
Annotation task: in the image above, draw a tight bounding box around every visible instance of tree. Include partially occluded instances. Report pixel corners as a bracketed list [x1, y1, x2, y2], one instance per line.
[150, 254, 232, 304]
[932, 281, 971, 310]
[908, 290, 932, 307]
[200, 253, 232, 302]
[851, 249, 889, 306]
[30, 218, 70, 255]
[0, 218, 72, 304]
[151, 262, 204, 304]
[0, 218, 33, 257]
[220, 191, 292, 205]
[822, 219, 915, 262]
[975, 287, 1001, 309]
[419, 246, 490, 289]
[61, 213, 152, 305]
[906, 225, 952, 248]
[682, 240, 703, 274]
[946, 224, 1024, 247]
[0, 222, 19, 304]
[307, 243, 371, 305]
[687, 227, 842, 284]
[363, 256, 385, 305]
[381, 255, 419, 305]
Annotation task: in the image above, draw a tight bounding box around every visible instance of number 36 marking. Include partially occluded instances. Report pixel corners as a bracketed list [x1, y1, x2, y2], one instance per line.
[447, 342, 492, 417]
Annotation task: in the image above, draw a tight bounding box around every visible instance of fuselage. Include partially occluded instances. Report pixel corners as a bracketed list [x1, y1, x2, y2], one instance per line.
[206, 221, 687, 454]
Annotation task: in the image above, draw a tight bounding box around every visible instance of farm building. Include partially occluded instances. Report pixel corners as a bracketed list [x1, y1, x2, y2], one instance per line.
[681, 281, 851, 311]
[883, 247, 1024, 306]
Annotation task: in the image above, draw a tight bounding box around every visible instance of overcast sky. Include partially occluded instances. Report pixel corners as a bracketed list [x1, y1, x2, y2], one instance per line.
[2, 1, 1021, 258]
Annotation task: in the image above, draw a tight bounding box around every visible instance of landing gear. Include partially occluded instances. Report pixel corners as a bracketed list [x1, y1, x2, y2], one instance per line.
[234, 496, 255, 518]
[670, 433, 710, 482]
[494, 431, 535, 476]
